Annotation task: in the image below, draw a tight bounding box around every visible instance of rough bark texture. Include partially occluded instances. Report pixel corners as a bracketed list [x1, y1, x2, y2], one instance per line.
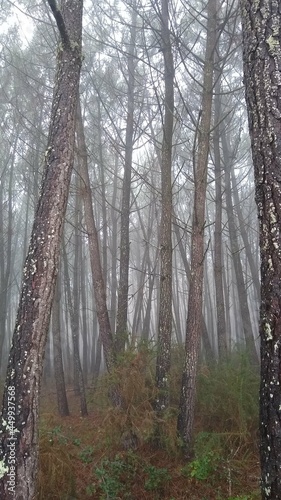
[155, 0, 174, 415]
[0, 1, 83, 498]
[177, 0, 216, 456]
[174, 221, 214, 360]
[240, 1, 281, 498]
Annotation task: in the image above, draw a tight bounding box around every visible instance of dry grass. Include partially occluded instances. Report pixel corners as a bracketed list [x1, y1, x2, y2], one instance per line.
[37, 350, 261, 499]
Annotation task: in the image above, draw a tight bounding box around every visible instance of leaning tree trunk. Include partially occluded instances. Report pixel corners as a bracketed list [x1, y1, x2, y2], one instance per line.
[240, 1, 281, 498]
[0, 1, 83, 498]
[76, 101, 123, 408]
[177, 0, 217, 457]
[76, 100, 116, 375]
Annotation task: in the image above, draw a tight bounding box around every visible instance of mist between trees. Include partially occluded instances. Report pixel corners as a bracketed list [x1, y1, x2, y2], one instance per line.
[0, 0, 277, 498]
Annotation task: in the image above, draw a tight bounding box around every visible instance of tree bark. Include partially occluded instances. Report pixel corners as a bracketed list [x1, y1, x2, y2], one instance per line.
[62, 239, 88, 416]
[222, 130, 259, 364]
[155, 0, 174, 416]
[177, 0, 217, 456]
[52, 273, 69, 417]
[0, 1, 83, 497]
[115, 5, 137, 353]
[213, 78, 228, 359]
[240, 1, 281, 497]
[76, 100, 117, 376]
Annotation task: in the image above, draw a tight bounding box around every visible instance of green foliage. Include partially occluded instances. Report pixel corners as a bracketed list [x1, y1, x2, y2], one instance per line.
[182, 432, 222, 481]
[197, 351, 259, 443]
[144, 464, 171, 491]
[79, 445, 95, 464]
[72, 438, 81, 446]
[186, 451, 218, 480]
[92, 451, 172, 499]
[48, 425, 68, 445]
[93, 452, 138, 499]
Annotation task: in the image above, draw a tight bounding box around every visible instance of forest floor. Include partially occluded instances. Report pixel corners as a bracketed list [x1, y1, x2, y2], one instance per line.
[38, 350, 261, 500]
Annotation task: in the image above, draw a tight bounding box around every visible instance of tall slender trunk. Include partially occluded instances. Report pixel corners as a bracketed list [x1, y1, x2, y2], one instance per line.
[62, 239, 88, 416]
[115, 6, 137, 353]
[109, 155, 119, 333]
[0, 137, 17, 363]
[213, 77, 227, 359]
[155, 0, 174, 416]
[231, 170, 260, 299]
[76, 100, 116, 375]
[177, 0, 217, 456]
[222, 130, 259, 364]
[81, 251, 89, 385]
[52, 272, 69, 417]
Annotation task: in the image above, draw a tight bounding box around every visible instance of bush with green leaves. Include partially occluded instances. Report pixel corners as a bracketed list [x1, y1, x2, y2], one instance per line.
[144, 464, 171, 491]
[197, 351, 259, 444]
[92, 452, 172, 499]
[182, 432, 222, 481]
[93, 453, 138, 499]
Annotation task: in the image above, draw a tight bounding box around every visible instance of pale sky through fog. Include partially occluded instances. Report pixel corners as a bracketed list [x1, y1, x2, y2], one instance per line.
[0, 2, 35, 46]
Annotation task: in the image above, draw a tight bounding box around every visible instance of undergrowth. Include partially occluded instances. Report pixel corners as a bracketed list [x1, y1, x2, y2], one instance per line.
[37, 347, 260, 499]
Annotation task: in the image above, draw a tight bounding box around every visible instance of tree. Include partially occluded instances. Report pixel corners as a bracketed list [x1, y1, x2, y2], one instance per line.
[154, 0, 174, 417]
[177, 0, 217, 456]
[115, 3, 138, 353]
[52, 272, 69, 417]
[240, 1, 281, 498]
[0, 0, 83, 497]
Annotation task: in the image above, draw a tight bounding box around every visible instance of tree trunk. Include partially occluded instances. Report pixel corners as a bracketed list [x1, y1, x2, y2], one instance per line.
[62, 239, 88, 415]
[76, 100, 117, 375]
[0, 1, 83, 497]
[240, 1, 281, 497]
[174, 221, 214, 360]
[222, 130, 259, 364]
[155, 0, 174, 416]
[81, 251, 89, 385]
[115, 6, 137, 353]
[52, 273, 69, 417]
[213, 78, 227, 359]
[231, 169, 260, 299]
[177, 0, 217, 457]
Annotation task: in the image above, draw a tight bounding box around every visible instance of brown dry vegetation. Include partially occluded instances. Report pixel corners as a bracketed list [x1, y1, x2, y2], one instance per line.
[37, 348, 261, 500]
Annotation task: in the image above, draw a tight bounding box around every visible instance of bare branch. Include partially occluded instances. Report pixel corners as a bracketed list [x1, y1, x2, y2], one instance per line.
[47, 0, 69, 46]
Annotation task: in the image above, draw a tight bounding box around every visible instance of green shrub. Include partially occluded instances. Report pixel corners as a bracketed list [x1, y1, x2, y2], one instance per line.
[197, 351, 259, 445]
[144, 464, 171, 491]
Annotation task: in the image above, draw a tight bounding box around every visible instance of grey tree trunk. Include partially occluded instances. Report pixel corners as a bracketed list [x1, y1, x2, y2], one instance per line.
[62, 239, 88, 416]
[76, 100, 117, 376]
[213, 79, 227, 359]
[52, 273, 69, 417]
[177, 0, 217, 457]
[0, 1, 83, 497]
[115, 6, 137, 353]
[155, 0, 174, 416]
[222, 130, 259, 364]
[240, 1, 281, 497]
